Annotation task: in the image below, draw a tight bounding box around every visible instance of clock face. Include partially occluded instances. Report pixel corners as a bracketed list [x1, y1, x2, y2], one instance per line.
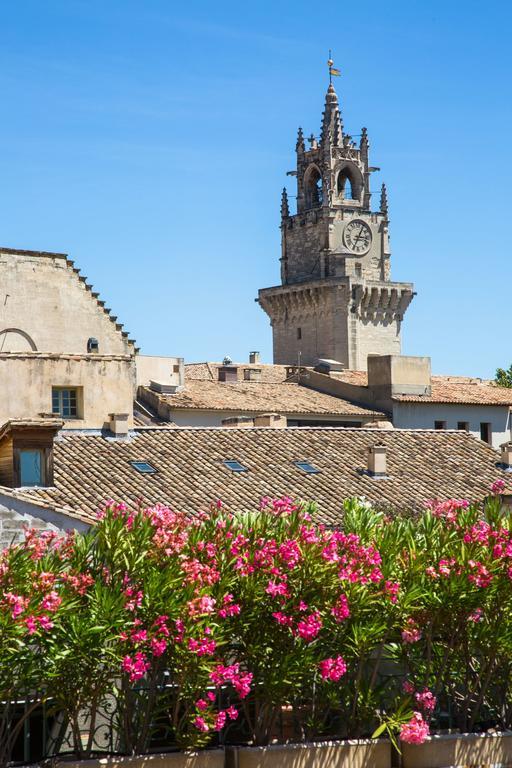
[343, 220, 372, 254]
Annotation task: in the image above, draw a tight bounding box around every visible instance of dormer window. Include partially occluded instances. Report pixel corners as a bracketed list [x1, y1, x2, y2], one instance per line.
[19, 449, 44, 486]
[0, 420, 62, 489]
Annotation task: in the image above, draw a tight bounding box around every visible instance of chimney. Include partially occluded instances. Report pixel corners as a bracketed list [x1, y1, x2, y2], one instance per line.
[501, 441, 512, 469]
[218, 366, 238, 383]
[110, 413, 129, 437]
[314, 358, 344, 375]
[368, 442, 387, 477]
[244, 368, 262, 382]
[253, 413, 287, 428]
[367, 355, 432, 400]
[249, 351, 261, 364]
[221, 416, 254, 428]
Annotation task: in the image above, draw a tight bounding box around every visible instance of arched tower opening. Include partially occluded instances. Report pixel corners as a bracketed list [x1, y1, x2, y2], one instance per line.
[337, 168, 359, 201]
[304, 166, 323, 209]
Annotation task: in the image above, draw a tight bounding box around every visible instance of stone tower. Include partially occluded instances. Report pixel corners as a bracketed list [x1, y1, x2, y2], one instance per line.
[258, 81, 415, 370]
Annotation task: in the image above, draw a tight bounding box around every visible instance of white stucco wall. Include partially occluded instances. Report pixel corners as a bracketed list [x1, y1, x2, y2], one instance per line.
[392, 403, 511, 449]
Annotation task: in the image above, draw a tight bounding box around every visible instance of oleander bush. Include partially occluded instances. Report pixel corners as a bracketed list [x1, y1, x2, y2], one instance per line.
[1, 482, 512, 764]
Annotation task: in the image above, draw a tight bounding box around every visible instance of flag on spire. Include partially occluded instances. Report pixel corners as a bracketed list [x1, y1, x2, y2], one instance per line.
[327, 52, 341, 83]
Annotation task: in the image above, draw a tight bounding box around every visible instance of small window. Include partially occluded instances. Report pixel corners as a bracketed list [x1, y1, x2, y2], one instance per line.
[52, 387, 78, 418]
[434, 421, 446, 430]
[297, 327, 302, 340]
[19, 449, 44, 487]
[355, 262, 362, 277]
[480, 422, 492, 444]
[295, 461, 320, 475]
[224, 460, 247, 473]
[457, 421, 469, 431]
[130, 461, 157, 474]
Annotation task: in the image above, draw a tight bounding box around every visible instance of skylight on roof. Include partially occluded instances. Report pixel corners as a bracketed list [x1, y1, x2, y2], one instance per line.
[294, 461, 320, 475]
[224, 460, 248, 473]
[130, 460, 157, 474]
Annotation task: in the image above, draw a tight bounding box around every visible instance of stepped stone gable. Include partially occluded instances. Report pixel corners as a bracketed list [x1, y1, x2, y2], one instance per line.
[258, 83, 414, 370]
[0, 247, 136, 355]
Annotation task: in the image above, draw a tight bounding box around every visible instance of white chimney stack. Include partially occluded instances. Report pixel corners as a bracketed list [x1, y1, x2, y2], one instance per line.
[368, 443, 387, 477]
[501, 441, 512, 469]
[110, 413, 129, 437]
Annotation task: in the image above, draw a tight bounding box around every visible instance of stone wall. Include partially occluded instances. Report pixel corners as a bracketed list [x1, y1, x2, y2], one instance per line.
[0, 248, 134, 355]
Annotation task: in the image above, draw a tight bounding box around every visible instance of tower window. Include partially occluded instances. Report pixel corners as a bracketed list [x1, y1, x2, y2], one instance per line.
[434, 421, 446, 430]
[297, 327, 302, 340]
[457, 421, 469, 431]
[337, 169, 357, 201]
[305, 167, 323, 208]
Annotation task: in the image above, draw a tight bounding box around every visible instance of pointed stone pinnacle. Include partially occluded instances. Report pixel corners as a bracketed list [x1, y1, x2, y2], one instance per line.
[281, 187, 290, 219]
[380, 183, 389, 217]
[296, 126, 305, 153]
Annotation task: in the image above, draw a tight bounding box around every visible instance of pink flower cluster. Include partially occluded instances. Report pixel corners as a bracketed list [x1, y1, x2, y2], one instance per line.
[296, 611, 322, 642]
[400, 712, 430, 744]
[318, 655, 347, 682]
[401, 618, 422, 644]
[209, 663, 253, 699]
[122, 651, 151, 682]
[331, 593, 350, 622]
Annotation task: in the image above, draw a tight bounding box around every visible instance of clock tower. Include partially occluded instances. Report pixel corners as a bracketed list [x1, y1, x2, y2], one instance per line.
[258, 77, 415, 370]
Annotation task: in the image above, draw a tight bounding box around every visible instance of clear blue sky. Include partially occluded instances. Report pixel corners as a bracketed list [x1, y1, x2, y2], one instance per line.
[1, 0, 511, 377]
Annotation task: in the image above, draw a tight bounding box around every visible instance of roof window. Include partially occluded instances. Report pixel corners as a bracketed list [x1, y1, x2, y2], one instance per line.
[224, 460, 248, 473]
[130, 460, 157, 474]
[294, 461, 320, 474]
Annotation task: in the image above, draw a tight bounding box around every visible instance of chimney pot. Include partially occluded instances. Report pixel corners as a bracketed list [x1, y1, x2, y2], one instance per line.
[244, 367, 262, 382]
[221, 416, 254, 428]
[110, 413, 129, 437]
[368, 442, 387, 477]
[253, 413, 287, 428]
[501, 441, 512, 468]
[218, 366, 238, 383]
[249, 351, 261, 364]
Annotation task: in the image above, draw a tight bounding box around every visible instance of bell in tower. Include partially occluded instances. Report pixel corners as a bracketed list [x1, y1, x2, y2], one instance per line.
[258, 61, 415, 371]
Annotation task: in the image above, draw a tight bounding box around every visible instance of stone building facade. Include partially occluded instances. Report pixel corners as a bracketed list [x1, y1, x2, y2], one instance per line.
[0, 247, 183, 429]
[258, 83, 414, 370]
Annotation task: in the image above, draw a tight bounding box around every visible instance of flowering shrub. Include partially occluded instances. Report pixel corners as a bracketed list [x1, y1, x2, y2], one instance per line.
[1, 486, 512, 764]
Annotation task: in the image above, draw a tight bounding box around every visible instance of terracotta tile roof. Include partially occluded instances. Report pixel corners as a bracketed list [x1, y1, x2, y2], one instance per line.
[331, 372, 512, 406]
[395, 377, 512, 405]
[141, 379, 382, 418]
[185, 362, 290, 384]
[0, 418, 64, 441]
[22, 428, 512, 525]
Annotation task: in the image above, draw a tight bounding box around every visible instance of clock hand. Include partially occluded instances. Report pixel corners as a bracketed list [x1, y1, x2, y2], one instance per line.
[353, 226, 366, 245]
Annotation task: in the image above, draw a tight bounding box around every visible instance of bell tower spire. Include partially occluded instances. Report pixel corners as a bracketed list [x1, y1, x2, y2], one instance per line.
[258, 63, 415, 371]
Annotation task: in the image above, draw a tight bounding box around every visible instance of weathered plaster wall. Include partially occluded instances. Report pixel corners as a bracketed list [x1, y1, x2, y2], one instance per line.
[0, 353, 135, 429]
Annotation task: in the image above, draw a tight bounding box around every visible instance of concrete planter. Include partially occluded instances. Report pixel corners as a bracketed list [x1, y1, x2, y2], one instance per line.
[56, 751, 225, 768]
[228, 739, 391, 768]
[400, 731, 512, 768]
